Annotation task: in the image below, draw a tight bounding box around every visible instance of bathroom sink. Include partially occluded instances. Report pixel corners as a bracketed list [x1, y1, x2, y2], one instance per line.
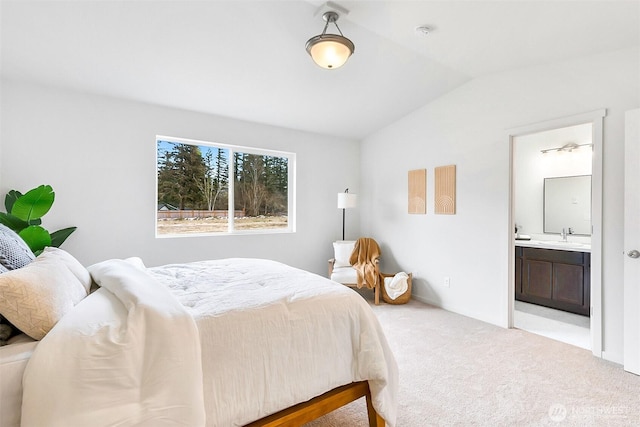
[542, 241, 589, 247]
[516, 240, 591, 251]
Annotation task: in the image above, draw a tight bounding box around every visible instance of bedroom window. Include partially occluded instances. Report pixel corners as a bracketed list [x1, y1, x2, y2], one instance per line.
[156, 136, 295, 237]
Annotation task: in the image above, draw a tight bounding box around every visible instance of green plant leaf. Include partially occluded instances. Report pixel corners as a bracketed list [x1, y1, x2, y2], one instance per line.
[2, 186, 77, 251]
[18, 225, 52, 253]
[50, 227, 77, 248]
[11, 185, 55, 222]
[0, 212, 28, 233]
[5, 190, 22, 213]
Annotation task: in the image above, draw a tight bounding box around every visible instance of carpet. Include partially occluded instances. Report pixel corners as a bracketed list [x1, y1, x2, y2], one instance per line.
[305, 297, 640, 426]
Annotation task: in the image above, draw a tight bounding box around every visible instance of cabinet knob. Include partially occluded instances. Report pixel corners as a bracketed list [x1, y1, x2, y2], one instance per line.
[628, 249, 640, 259]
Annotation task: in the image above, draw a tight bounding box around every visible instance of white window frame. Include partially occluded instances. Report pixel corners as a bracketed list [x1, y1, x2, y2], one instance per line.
[156, 135, 296, 237]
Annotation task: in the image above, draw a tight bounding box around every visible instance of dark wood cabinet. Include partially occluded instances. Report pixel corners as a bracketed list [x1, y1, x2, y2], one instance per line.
[515, 246, 590, 316]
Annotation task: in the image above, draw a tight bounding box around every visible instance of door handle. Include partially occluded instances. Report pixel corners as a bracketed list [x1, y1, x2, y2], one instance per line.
[628, 249, 640, 259]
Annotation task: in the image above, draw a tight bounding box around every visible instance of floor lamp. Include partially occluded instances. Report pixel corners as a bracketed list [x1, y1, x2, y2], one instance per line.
[337, 188, 357, 241]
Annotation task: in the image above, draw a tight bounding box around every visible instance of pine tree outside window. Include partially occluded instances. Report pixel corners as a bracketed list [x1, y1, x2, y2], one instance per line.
[156, 136, 295, 236]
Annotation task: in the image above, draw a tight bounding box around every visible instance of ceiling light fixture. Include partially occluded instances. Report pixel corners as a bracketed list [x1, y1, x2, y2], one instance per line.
[306, 11, 355, 70]
[540, 142, 592, 154]
[415, 26, 431, 36]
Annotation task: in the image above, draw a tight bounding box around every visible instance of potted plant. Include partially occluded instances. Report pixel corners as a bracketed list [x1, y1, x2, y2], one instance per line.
[0, 185, 76, 255]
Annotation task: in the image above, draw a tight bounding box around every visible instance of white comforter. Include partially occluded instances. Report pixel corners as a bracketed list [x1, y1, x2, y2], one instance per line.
[21, 259, 206, 426]
[22, 258, 398, 426]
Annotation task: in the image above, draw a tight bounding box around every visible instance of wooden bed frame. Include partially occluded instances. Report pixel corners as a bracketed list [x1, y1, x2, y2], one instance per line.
[245, 381, 384, 427]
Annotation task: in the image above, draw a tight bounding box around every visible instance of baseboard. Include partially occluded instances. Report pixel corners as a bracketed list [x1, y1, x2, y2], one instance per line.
[601, 350, 623, 366]
[410, 293, 504, 328]
[410, 293, 435, 306]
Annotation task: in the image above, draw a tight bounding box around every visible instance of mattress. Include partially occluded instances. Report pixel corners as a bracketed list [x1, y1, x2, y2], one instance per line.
[0, 334, 37, 427]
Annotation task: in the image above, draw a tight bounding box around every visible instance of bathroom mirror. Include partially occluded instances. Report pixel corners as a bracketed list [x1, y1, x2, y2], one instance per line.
[544, 175, 592, 235]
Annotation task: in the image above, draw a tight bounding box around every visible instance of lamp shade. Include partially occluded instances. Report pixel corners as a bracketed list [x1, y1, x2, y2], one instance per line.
[306, 34, 354, 69]
[337, 192, 357, 209]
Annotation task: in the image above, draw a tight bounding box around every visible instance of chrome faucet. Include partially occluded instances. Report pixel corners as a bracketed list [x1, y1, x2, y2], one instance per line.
[561, 227, 574, 241]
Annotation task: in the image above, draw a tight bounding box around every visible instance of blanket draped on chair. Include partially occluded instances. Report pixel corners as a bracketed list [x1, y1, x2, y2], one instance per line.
[349, 237, 381, 290]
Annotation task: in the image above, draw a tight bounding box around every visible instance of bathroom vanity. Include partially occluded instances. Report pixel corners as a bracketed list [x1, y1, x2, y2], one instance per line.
[515, 240, 590, 316]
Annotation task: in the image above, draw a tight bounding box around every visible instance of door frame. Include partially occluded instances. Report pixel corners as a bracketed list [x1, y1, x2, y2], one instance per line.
[623, 108, 640, 373]
[506, 109, 606, 357]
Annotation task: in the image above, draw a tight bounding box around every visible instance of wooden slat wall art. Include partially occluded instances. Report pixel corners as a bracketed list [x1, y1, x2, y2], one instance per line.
[408, 169, 427, 214]
[435, 165, 456, 214]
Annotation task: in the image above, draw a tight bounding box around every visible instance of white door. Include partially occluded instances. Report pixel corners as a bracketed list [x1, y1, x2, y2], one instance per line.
[624, 108, 640, 375]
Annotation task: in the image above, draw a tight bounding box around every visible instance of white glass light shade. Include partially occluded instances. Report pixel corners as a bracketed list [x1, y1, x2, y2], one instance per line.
[306, 34, 354, 69]
[337, 192, 358, 209]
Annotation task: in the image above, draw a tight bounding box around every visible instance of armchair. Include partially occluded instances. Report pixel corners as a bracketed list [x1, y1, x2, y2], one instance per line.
[328, 240, 381, 305]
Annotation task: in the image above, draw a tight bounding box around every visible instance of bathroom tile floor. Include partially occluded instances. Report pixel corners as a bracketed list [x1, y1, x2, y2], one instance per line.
[514, 301, 590, 350]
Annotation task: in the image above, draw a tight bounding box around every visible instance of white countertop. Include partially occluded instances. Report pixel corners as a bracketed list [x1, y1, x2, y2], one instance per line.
[515, 239, 591, 253]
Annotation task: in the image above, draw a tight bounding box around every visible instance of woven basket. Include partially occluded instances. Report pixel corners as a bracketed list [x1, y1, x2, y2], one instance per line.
[381, 273, 412, 304]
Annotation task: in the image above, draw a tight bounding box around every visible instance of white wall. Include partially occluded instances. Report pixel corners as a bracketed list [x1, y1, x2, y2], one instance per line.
[360, 47, 639, 363]
[0, 79, 361, 275]
[514, 123, 592, 239]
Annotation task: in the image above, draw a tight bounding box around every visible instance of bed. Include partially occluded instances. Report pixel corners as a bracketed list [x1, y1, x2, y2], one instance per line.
[0, 251, 398, 427]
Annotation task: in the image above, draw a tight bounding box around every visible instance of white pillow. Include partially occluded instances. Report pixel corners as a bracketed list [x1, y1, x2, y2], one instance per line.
[333, 240, 356, 268]
[124, 257, 146, 270]
[40, 247, 92, 293]
[0, 250, 88, 340]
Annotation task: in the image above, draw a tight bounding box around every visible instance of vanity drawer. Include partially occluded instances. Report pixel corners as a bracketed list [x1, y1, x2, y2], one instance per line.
[522, 247, 585, 264]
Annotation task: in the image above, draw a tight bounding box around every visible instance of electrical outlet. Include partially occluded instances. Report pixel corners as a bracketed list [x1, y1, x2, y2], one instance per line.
[413, 271, 419, 278]
[444, 276, 450, 287]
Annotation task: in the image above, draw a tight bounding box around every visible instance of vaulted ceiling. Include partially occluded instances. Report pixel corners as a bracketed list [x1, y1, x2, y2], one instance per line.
[1, 1, 638, 139]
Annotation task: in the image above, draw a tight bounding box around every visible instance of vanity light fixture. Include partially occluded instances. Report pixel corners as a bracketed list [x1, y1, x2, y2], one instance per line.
[306, 11, 355, 69]
[540, 142, 593, 154]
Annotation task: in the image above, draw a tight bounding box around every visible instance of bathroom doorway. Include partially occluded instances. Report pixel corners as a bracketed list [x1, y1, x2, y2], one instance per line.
[507, 110, 605, 356]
